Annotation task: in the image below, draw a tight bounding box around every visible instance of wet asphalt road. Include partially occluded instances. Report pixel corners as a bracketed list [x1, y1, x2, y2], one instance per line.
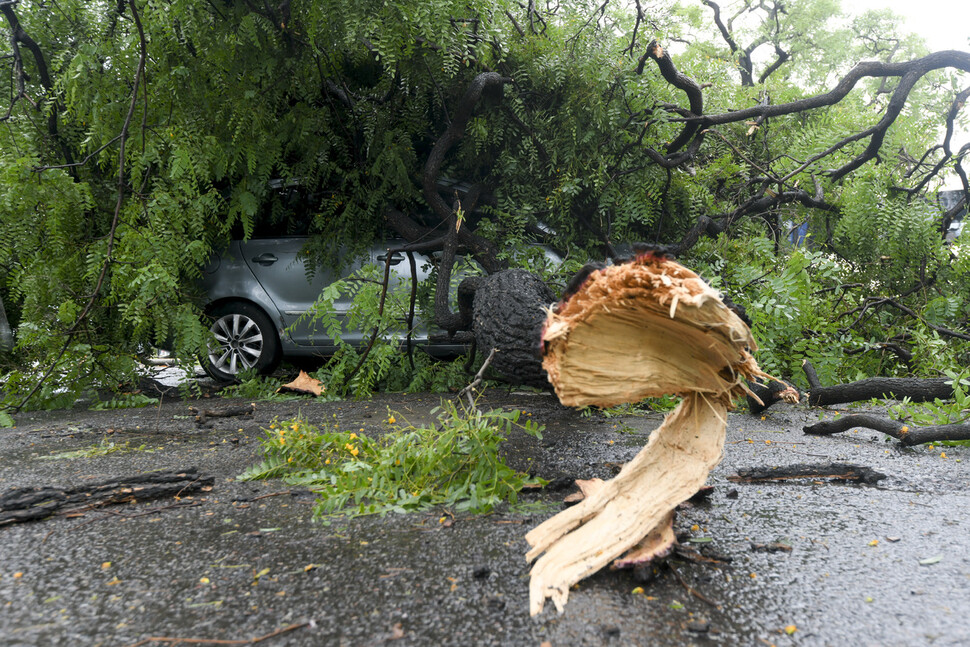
[1, 389, 969, 646]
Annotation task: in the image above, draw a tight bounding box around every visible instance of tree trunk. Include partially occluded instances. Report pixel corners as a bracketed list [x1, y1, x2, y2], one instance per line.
[471, 269, 556, 388]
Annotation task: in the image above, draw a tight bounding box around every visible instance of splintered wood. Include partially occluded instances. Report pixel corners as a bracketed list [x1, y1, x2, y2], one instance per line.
[529, 254, 774, 615]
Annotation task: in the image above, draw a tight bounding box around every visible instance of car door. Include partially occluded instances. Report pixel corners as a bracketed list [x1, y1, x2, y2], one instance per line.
[369, 243, 435, 344]
[240, 237, 366, 347]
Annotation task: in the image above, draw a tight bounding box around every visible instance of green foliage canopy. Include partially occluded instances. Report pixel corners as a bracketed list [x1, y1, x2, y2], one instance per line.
[1, 0, 969, 408]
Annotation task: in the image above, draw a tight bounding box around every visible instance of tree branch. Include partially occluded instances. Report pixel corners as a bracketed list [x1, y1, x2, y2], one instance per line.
[689, 52, 970, 181]
[0, 1, 74, 167]
[639, 41, 703, 154]
[804, 414, 970, 446]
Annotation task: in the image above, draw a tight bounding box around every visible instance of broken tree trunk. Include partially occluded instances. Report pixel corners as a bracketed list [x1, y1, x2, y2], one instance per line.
[527, 253, 776, 615]
[472, 269, 556, 388]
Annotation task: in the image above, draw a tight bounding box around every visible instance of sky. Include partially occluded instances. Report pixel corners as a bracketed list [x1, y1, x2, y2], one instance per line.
[844, 0, 969, 188]
[844, 0, 969, 53]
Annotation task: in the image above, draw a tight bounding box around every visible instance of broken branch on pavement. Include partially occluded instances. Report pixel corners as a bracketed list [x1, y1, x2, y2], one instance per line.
[0, 468, 213, 526]
[804, 415, 970, 446]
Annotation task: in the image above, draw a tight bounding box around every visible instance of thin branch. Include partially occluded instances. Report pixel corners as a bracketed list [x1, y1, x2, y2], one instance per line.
[458, 347, 498, 411]
[341, 249, 396, 390]
[123, 623, 309, 647]
[34, 133, 124, 171]
[804, 414, 970, 446]
[687, 51, 970, 181]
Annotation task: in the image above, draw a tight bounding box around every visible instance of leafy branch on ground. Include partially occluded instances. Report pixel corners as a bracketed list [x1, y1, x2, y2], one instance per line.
[238, 399, 545, 519]
[889, 368, 970, 427]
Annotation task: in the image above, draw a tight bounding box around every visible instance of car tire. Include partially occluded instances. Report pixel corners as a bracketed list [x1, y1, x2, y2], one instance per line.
[203, 302, 281, 381]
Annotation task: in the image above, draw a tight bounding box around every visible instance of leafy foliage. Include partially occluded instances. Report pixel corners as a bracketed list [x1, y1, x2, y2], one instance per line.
[0, 0, 968, 408]
[889, 368, 970, 427]
[89, 392, 160, 410]
[38, 438, 154, 460]
[239, 401, 545, 518]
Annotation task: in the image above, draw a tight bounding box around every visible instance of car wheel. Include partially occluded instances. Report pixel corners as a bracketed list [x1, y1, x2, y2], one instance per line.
[203, 302, 281, 381]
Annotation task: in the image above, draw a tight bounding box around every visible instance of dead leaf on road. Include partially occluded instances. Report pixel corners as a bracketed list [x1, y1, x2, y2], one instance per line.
[278, 371, 324, 396]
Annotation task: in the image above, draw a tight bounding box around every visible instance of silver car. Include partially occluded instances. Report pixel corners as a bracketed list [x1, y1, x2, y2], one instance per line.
[199, 234, 470, 381]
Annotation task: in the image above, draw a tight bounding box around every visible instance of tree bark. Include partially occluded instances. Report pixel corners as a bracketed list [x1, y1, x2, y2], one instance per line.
[471, 269, 555, 388]
[0, 469, 213, 526]
[806, 378, 954, 407]
[804, 415, 970, 446]
[729, 462, 886, 484]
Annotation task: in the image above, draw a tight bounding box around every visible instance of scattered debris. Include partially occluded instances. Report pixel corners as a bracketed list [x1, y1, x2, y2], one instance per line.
[729, 462, 886, 485]
[0, 468, 213, 526]
[188, 402, 255, 427]
[751, 542, 793, 553]
[675, 544, 733, 565]
[686, 619, 711, 633]
[123, 621, 309, 647]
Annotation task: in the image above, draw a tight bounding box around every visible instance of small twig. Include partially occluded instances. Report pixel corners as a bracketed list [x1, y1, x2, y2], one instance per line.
[124, 622, 309, 647]
[668, 563, 720, 608]
[458, 348, 498, 410]
[674, 545, 731, 565]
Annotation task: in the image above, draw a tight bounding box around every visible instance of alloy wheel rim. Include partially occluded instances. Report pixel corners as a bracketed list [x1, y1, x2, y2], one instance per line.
[208, 313, 263, 375]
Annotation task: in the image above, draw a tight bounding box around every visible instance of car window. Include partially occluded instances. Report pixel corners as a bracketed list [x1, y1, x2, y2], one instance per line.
[229, 184, 319, 240]
[255, 186, 316, 237]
